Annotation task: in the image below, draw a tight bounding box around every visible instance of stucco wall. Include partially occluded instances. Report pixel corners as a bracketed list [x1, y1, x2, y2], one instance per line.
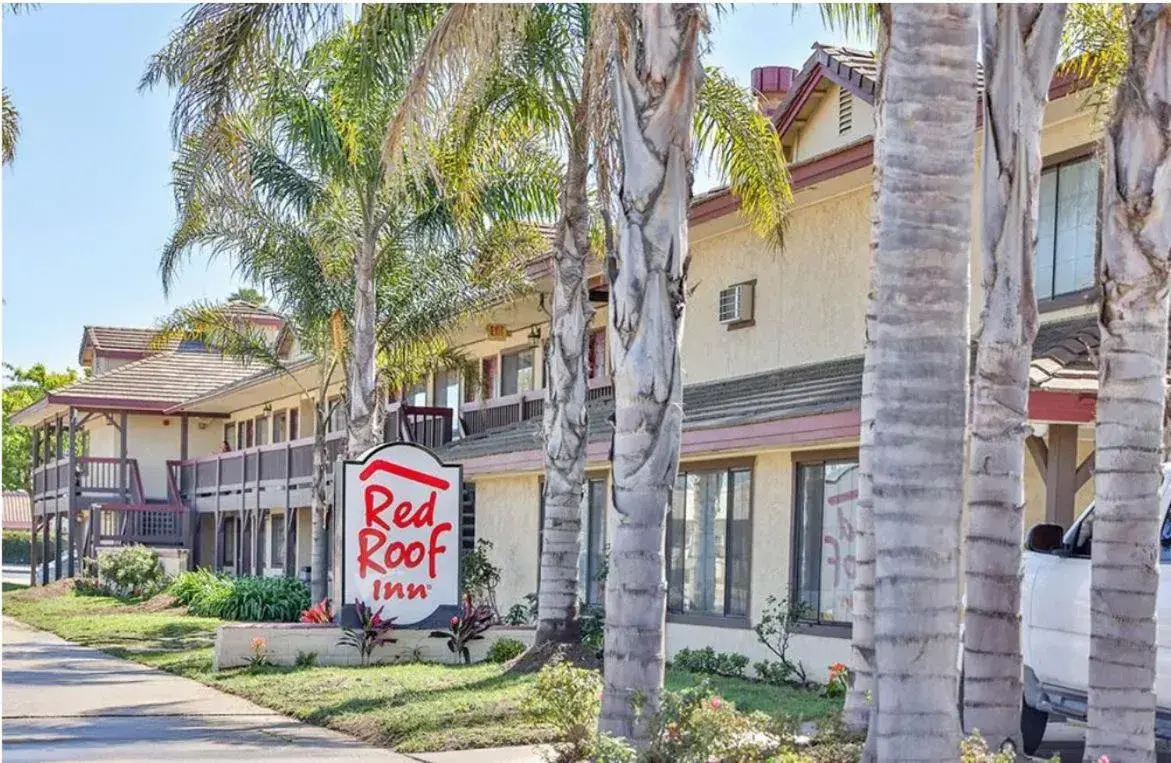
[473, 474, 542, 614]
[792, 85, 875, 163]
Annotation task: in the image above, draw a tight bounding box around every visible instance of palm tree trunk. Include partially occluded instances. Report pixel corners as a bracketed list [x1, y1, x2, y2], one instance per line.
[1086, 7, 1171, 762]
[962, 6, 1065, 750]
[869, 5, 976, 759]
[600, 4, 704, 748]
[347, 231, 381, 459]
[842, 18, 889, 742]
[536, 99, 594, 646]
[310, 389, 332, 605]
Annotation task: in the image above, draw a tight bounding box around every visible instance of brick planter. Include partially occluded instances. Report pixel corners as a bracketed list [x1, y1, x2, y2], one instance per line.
[213, 622, 536, 670]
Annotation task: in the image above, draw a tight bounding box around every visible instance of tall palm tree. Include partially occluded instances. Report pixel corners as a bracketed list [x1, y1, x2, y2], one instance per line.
[2, 89, 19, 166]
[385, 3, 791, 651]
[155, 24, 554, 601]
[962, 5, 1066, 751]
[868, 5, 977, 759]
[1085, 6, 1171, 761]
[597, 4, 706, 747]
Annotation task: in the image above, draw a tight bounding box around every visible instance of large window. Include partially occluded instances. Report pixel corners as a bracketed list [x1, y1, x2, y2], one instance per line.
[288, 409, 300, 440]
[667, 466, 751, 620]
[273, 411, 287, 443]
[579, 478, 607, 606]
[435, 368, 461, 411]
[1035, 156, 1100, 301]
[406, 381, 427, 407]
[794, 457, 859, 626]
[501, 349, 535, 396]
[255, 416, 269, 446]
[270, 514, 285, 569]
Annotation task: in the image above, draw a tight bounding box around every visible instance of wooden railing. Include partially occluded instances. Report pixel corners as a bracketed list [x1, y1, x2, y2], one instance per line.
[89, 503, 188, 548]
[460, 382, 613, 437]
[32, 456, 146, 506]
[401, 406, 454, 449]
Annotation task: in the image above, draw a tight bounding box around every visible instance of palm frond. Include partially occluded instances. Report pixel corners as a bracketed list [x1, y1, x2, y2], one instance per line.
[813, 3, 881, 42]
[695, 67, 792, 248]
[3, 89, 20, 165]
[1059, 3, 1129, 121]
[152, 301, 288, 375]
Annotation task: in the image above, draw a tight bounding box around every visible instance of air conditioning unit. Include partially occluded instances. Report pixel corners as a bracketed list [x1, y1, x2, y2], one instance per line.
[718, 282, 754, 324]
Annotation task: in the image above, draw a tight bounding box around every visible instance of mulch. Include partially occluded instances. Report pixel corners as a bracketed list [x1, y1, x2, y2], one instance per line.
[506, 639, 602, 674]
[7, 578, 75, 600]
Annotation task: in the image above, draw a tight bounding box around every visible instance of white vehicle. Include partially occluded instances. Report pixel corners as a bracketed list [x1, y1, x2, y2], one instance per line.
[1020, 465, 1171, 755]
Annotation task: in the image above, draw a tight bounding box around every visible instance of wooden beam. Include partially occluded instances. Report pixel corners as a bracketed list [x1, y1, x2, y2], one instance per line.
[41, 510, 49, 584]
[1076, 451, 1095, 491]
[67, 407, 77, 578]
[1045, 424, 1079, 529]
[1026, 435, 1049, 482]
[180, 414, 189, 463]
[119, 412, 128, 504]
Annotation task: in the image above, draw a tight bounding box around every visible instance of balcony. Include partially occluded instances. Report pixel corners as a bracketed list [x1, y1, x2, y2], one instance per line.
[460, 381, 613, 437]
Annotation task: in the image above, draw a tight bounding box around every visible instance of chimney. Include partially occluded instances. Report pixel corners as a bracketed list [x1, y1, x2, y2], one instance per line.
[750, 65, 798, 114]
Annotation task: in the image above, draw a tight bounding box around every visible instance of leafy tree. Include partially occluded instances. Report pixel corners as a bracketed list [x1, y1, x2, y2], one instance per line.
[3, 364, 80, 490]
[227, 287, 266, 306]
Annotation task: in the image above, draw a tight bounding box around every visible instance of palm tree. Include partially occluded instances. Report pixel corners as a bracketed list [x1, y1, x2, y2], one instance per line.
[961, 5, 1066, 751]
[155, 24, 553, 601]
[227, 287, 266, 306]
[595, 4, 707, 747]
[2, 89, 19, 166]
[385, 3, 791, 653]
[1085, 6, 1171, 761]
[868, 5, 977, 759]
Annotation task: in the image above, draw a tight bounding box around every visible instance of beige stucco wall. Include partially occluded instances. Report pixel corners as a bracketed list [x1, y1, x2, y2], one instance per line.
[792, 85, 875, 163]
[472, 473, 542, 614]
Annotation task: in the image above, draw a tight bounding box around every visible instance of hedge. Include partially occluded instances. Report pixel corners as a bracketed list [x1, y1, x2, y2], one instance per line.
[3, 529, 31, 564]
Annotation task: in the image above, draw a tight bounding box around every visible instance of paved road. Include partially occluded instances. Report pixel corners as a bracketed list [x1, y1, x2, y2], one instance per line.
[1, 616, 408, 761]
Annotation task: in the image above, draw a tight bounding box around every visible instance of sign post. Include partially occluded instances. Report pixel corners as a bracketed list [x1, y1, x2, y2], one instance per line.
[339, 442, 461, 628]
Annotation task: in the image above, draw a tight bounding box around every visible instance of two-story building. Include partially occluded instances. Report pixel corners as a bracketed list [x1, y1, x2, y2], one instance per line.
[14, 45, 1105, 681]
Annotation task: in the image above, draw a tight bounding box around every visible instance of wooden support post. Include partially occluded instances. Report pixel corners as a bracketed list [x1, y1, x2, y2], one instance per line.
[214, 458, 222, 572]
[119, 412, 128, 504]
[1046, 424, 1080, 529]
[53, 512, 62, 581]
[30, 517, 39, 586]
[239, 456, 247, 572]
[255, 451, 263, 576]
[67, 407, 77, 578]
[41, 510, 49, 584]
[180, 414, 189, 463]
[285, 508, 296, 579]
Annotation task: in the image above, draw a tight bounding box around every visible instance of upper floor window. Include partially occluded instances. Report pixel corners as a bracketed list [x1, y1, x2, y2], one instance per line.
[794, 456, 859, 626]
[255, 416, 269, 446]
[667, 465, 751, 620]
[288, 409, 300, 440]
[501, 348, 535, 397]
[579, 477, 608, 606]
[273, 411, 287, 443]
[1035, 156, 1100, 301]
[223, 423, 235, 450]
[327, 397, 345, 434]
[406, 381, 427, 407]
[587, 329, 607, 384]
[436, 368, 461, 411]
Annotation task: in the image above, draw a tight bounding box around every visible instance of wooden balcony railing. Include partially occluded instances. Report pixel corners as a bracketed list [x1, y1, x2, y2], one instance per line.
[460, 381, 612, 437]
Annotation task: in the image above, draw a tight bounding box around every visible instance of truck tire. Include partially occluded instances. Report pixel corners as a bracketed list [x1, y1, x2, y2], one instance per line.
[1020, 699, 1048, 756]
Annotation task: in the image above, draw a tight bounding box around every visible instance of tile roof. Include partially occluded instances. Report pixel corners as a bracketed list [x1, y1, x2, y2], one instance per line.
[47, 350, 264, 408]
[4, 490, 31, 530]
[435, 316, 1108, 463]
[84, 327, 165, 355]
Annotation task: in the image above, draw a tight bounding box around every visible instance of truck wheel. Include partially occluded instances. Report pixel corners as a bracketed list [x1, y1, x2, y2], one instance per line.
[1021, 699, 1048, 756]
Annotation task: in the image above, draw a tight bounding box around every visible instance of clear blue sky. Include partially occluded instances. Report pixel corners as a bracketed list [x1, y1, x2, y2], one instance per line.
[2, 4, 862, 373]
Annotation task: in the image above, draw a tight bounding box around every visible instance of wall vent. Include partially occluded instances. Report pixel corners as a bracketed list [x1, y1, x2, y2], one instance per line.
[838, 88, 853, 135]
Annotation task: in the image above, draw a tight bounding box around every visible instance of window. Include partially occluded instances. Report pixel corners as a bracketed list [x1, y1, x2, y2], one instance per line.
[327, 396, 345, 433]
[435, 368, 461, 411]
[223, 423, 235, 449]
[223, 517, 237, 565]
[406, 381, 428, 407]
[235, 422, 246, 451]
[501, 349, 535, 396]
[245, 419, 255, 448]
[178, 338, 206, 352]
[270, 514, 285, 568]
[273, 411, 287, 443]
[1035, 156, 1100, 301]
[837, 87, 853, 134]
[587, 329, 607, 383]
[473, 357, 497, 401]
[255, 416, 269, 446]
[718, 282, 754, 325]
[461, 483, 476, 553]
[667, 466, 751, 620]
[793, 458, 859, 626]
[579, 478, 608, 606]
[288, 409, 300, 440]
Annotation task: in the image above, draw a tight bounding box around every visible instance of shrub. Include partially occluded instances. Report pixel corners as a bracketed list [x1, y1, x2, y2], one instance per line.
[295, 651, 318, 668]
[580, 604, 605, 657]
[504, 592, 538, 626]
[673, 647, 749, 679]
[824, 662, 849, 699]
[170, 569, 221, 606]
[647, 682, 775, 762]
[246, 637, 269, 671]
[753, 660, 799, 686]
[753, 595, 808, 685]
[3, 529, 31, 564]
[524, 663, 634, 763]
[461, 539, 502, 620]
[218, 576, 310, 622]
[430, 593, 493, 664]
[299, 597, 334, 624]
[187, 576, 234, 617]
[338, 600, 397, 665]
[97, 545, 167, 598]
[486, 637, 526, 663]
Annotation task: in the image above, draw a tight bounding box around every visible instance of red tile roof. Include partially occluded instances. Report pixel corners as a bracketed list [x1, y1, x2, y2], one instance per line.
[4, 490, 31, 531]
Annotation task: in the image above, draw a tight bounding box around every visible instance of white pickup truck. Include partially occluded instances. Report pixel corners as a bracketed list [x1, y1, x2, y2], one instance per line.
[1020, 466, 1171, 755]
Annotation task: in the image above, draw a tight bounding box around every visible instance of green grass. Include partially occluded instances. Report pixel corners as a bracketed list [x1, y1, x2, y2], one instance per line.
[3, 582, 29, 592]
[3, 587, 840, 752]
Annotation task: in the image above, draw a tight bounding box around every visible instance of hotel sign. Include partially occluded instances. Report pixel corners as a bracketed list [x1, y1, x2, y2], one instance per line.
[339, 443, 461, 627]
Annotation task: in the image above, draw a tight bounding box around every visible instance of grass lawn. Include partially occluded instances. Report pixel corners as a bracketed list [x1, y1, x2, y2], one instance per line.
[3, 586, 841, 752]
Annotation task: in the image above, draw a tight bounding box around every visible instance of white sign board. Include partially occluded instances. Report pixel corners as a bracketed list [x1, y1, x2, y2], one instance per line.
[341, 442, 461, 627]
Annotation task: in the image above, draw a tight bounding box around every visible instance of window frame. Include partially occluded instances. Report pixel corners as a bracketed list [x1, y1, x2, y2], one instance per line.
[1035, 146, 1101, 306]
[270, 513, 285, 569]
[288, 408, 300, 440]
[789, 448, 859, 639]
[255, 415, 269, 447]
[666, 457, 754, 629]
[273, 411, 287, 444]
[500, 346, 536, 397]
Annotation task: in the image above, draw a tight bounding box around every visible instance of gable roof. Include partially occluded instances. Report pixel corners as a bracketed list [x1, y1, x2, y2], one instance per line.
[4, 490, 31, 530]
[79, 326, 169, 366]
[9, 349, 264, 425]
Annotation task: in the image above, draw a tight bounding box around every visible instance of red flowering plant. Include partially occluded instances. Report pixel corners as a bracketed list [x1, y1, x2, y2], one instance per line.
[337, 600, 396, 665]
[429, 593, 494, 664]
[299, 597, 335, 624]
[647, 681, 772, 762]
[824, 662, 850, 699]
